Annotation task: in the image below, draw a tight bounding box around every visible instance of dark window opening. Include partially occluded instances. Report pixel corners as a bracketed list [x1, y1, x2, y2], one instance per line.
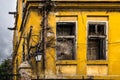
[88, 24, 96, 35]
[88, 23, 106, 35]
[87, 38, 106, 60]
[57, 22, 75, 36]
[56, 22, 76, 60]
[97, 24, 105, 35]
[87, 22, 106, 60]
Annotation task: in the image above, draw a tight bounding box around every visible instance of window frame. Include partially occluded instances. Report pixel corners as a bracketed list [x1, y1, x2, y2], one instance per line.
[56, 21, 77, 60]
[87, 20, 108, 61]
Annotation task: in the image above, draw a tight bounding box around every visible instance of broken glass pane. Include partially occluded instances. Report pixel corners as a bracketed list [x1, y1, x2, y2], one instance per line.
[56, 38, 75, 60]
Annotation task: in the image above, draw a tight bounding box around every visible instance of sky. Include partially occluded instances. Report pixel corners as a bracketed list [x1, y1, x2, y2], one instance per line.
[0, 0, 16, 62]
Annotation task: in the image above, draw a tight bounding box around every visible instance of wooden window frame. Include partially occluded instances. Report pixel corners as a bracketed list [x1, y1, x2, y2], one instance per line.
[56, 21, 77, 60]
[87, 20, 108, 61]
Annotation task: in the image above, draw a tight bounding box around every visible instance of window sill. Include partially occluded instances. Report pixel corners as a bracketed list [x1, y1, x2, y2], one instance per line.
[56, 60, 77, 65]
[87, 60, 108, 65]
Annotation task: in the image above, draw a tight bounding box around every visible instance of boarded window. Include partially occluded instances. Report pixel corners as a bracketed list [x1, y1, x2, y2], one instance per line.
[56, 22, 76, 60]
[87, 22, 106, 60]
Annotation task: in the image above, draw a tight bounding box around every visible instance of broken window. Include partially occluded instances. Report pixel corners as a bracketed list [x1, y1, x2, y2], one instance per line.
[56, 22, 76, 60]
[87, 22, 107, 60]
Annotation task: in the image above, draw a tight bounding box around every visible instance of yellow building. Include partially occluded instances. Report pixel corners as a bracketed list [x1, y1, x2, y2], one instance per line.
[12, 0, 120, 79]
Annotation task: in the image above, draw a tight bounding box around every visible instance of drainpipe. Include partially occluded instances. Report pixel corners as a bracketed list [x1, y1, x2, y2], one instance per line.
[42, 1, 48, 79]
[41, 0, 52, 79]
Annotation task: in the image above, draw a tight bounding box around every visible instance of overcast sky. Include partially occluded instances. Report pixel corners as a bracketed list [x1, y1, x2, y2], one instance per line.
[0, 0, 16, 62]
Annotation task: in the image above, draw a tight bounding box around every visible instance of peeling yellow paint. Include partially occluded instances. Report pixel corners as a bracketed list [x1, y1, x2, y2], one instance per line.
[13, 0, 120, 80]
[56, 65, 77, 75]
[87, 65, 108, 76]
